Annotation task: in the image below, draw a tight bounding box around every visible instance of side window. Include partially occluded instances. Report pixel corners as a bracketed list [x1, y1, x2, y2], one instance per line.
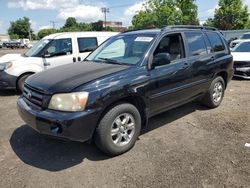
[185, 32, 207, 56]
[206, 32, 225, 52]
[77, 37, 98, 53]
[154, 33, 185, 62]
[46, 38, 72, 57]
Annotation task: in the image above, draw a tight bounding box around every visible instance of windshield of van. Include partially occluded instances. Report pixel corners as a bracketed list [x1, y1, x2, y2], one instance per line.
[240, 34, 250, 39]
[24, 39, 51, 57]
[232, 41, 250, 52]
[86, 34, 156, 65]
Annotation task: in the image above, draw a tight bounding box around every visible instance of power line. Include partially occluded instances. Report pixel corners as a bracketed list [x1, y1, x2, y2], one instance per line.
[50, 21, 59, 29]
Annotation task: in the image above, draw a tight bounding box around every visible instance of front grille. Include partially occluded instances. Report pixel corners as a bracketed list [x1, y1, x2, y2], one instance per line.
[23, 84, 46, 110]
[234, 61, 250, 68]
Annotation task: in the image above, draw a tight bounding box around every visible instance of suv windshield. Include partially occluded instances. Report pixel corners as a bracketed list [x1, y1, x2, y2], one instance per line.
[87, 34, 156, 65]
[232, 42, 250, 52]
[240, 34, 250, 39]
[25, 39, 51, 57]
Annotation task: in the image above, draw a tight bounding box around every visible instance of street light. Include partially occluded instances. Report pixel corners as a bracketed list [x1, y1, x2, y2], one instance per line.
[101, 7, 109, 29]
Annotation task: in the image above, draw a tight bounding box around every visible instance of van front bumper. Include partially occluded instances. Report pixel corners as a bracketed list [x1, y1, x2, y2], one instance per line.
[0, 71, 17, 89]
[17, 97, 101, 142]
[234, 67, 250, 79]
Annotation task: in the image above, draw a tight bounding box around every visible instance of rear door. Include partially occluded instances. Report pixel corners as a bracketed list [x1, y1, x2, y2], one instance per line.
[182, 31, 214, 94]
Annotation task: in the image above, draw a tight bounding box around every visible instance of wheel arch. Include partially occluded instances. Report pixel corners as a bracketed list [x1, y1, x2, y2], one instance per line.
[215, 71, 228, 88]
[16, 72, 35, 90]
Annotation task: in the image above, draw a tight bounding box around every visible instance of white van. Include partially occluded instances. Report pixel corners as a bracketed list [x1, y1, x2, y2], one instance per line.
[0, 32, 119, 91]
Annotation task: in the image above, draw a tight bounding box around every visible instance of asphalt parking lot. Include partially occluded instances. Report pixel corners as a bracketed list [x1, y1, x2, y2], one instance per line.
[0, 49, 250, 187]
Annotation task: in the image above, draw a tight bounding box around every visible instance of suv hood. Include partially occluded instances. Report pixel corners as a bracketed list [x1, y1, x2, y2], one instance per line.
[26, 61, 129, 94]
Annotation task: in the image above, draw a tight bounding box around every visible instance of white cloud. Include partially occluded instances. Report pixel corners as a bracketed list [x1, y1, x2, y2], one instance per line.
[124, 1, 145, 17]
[121, 1, 147, 26]
[8, 0, 79, 10]
[39, 25, 53, 30]
[57, 5, 103, 22]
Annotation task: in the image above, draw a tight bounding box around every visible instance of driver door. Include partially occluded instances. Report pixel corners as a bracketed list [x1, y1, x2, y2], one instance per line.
[43, 38, 76, 69]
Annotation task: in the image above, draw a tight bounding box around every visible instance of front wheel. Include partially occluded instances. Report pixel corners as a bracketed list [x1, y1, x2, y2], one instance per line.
[201, 76, 225, 108]
[95, 103, 141, 156]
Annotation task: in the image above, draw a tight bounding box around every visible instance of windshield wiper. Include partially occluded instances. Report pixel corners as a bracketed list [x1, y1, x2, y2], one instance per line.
[97, 57, 132, 66]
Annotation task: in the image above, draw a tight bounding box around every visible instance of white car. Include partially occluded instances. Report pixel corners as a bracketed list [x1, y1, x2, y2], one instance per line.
[230, 32, 250, 49]
[231, 40, 250, 79]
[0, 31, 119, 91]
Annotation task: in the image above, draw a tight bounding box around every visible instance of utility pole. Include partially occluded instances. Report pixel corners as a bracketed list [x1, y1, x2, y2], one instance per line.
[101, 7, 109, 30]
[50, 21, 58, 29]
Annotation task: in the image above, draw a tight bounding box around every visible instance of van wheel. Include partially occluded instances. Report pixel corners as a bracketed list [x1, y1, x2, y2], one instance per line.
[95, 103, 141, 156]
[201, 76, 225, 108]
[17, 74, 32, 92]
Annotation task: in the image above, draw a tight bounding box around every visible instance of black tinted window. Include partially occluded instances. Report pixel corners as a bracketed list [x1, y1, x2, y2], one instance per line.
[46, 38, 72, 57]
[206, 32, 225, 52]
[185, 32, 207, 56]
[77, 37, 97, 53]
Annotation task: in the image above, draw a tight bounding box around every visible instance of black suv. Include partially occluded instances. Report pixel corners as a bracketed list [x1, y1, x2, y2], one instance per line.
[17, 26, 234, 156]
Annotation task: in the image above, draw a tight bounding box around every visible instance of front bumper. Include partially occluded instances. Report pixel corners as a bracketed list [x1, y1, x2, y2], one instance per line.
[234, 67, 250, 79]
[0, 71, 17, 90]
[17, 97, 101, 142]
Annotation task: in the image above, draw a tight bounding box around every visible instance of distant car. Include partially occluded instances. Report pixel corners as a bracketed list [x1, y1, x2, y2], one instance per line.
[231, 40, 250, 79]
[230, 32, 250, 49]
[0, 41, 3, 48]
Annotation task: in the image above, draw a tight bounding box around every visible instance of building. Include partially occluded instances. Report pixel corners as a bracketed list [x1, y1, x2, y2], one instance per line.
[0, 34, 10, 41]
[93, 21, 127, 32]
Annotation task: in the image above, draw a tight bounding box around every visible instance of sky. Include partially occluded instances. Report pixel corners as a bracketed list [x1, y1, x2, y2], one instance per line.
[0, 0, 250, 34]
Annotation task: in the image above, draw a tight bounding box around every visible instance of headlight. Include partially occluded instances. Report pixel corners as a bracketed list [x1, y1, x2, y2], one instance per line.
[48, 92, 89, 112]
[0, 62, 13, 71]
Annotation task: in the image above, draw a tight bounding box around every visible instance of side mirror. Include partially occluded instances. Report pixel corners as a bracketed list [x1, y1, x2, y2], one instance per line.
[152, 53, 171, 68]
[42, 51, 51, 58]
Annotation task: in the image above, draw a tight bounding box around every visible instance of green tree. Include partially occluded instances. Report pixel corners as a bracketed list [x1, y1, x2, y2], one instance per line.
[177, 0, 199, 25]
[132, 0, 199, 29]
[8, 17, 33, 39]
[37, 28, 58, 39]
[63, 17, 78, 29]
[207, 0, 250, 30]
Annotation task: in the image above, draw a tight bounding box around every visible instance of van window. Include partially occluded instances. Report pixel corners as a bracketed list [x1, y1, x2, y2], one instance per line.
[185, 32, 207, 56]
[46, 38, 72, 57]
[78, 37, 98, 53]
[206, 32, 225, 52]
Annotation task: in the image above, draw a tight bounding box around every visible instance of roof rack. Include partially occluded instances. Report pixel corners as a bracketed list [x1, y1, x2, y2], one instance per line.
[162, 25, 218, 31]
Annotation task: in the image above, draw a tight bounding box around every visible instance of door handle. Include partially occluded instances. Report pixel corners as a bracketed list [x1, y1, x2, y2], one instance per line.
[181, 62, 190, 69]
[211, 56, 215, 61]
[78, 57, 81, 62]
[44, 62, 50, 66]
[73, 57, 76, 62]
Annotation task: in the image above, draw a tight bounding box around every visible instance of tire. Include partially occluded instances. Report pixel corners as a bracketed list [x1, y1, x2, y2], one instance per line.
[201, 76, 225, 108]
[95, 103, 141, 156]
[17, 74, 32, 92]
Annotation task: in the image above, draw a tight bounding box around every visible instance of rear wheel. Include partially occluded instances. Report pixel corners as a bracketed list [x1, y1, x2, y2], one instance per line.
[17, 74, 32, 92]
[201, 76, 225, 108]
[95, 103, 141, 156]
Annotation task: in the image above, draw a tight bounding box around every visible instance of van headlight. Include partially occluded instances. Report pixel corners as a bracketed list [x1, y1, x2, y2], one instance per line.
[0, 62, 13, 71]
[48, 92, 89, 112]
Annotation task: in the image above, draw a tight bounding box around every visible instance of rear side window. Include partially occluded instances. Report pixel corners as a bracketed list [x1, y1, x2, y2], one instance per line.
[77, 37, 98, 53]
[206, 32, 225, 52]
[185, 32, 207, 56]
